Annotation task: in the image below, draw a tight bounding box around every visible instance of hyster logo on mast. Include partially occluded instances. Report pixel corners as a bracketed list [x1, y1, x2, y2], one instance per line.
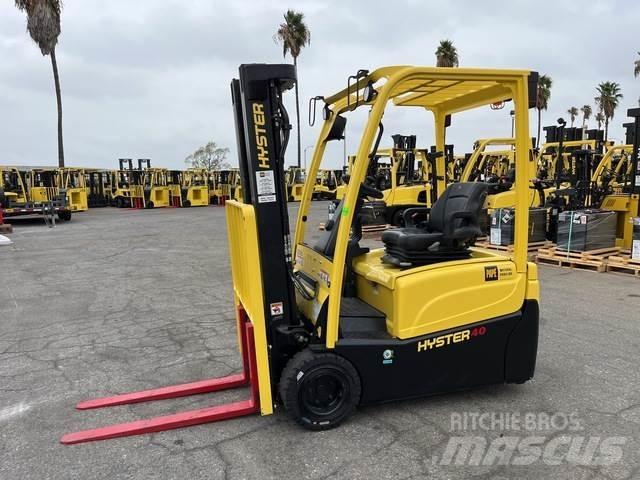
[253, 103, 269, 169]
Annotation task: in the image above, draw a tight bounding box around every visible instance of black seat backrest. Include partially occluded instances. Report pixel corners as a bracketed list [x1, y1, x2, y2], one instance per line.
[428, 182, 487, 235]
[313, 198, 345, 257]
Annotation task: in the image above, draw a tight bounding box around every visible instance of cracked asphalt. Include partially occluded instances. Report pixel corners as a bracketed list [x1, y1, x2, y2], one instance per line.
[1, 204, 639, 480]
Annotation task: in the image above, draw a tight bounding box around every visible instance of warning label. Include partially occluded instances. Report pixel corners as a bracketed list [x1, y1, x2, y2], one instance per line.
[256, 170, 276, 204]
[270, 302, 284, 316]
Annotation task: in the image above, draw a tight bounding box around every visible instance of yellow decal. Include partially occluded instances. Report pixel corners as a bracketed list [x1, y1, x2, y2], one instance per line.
[253, 103, 269, 169]
[417, 330, 471, 352]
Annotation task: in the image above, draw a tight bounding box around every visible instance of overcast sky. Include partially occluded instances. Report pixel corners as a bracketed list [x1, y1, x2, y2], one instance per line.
[1, 0, 639, 170]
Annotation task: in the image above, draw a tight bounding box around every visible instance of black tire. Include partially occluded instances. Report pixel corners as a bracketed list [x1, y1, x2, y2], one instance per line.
[183, 200, 191, 208]
[279, 349, 361, 431]
[391, 209, 405, 227]
[58, 210, 72, 221]
[116, 197, 124, 208]
[146, 201, 154, 209]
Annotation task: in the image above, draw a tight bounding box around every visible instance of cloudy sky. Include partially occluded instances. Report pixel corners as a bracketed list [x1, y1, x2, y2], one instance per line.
[1, 0, 639, 170]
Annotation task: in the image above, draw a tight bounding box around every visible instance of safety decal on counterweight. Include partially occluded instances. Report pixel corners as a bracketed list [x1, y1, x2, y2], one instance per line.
[256, 170, 276, 204]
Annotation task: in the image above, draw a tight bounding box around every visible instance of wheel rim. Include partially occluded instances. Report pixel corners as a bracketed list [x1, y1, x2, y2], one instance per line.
[299, 368, 349, 418]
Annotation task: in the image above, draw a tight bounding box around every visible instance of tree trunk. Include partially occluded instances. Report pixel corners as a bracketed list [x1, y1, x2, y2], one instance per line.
[293, 56, 301, 168]
[536, 108, 542, 148]
[604, 117, 609, 142]
[51, 48, 64, 168]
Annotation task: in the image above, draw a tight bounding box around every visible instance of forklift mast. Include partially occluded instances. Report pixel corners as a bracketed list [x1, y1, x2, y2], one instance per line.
[138, 159, 151, 170]
[231, 64, 301, 374]
[629, 108, 640, 203]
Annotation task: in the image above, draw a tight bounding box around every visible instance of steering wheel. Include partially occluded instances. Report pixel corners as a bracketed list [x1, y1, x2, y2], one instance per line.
[360, 178, 384, 199]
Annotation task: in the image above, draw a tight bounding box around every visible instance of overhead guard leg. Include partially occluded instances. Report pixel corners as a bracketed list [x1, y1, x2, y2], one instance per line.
[60, 313, 260, 445]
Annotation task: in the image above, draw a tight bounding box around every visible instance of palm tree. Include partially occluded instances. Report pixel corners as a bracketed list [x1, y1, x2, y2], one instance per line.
[634, 52, 640, 78]
[15, 0, 64, 168]
[275, 10, 311, 168]
[567, 107, 579, 127]
[435, 40, 459, 67]
[535, 74, 552, 148]
[595, 81, 623, 141]
[580, 105, 592, 127]
[595, 112, 604, 130]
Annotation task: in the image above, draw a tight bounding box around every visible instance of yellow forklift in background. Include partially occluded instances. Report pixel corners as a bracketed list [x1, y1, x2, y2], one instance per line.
[167, 170, 184, 207]
[313, 169, 342, 199]
[181, 168, 209, 207]
[285, 167, 306, 201]
[209, 169, 233, 204]
[1, 166, 71, 221]
[133, 159, 170, 209]
[0, 166, 29, 205]
[28, 168, 59, 204]
[230, 168, 243, 202]
[84, 169, 112, 207]
[63, 64, 540, 444]
[58, 168, 89, 212]
[111, 159, 136, 208]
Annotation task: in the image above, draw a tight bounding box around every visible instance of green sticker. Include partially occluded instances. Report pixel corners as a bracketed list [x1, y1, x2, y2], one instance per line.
[341, 206, 350, 217]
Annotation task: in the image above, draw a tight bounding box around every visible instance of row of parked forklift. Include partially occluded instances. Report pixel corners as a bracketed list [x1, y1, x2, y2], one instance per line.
[329, 118, 639, 251]
[0, 157, 346, 222]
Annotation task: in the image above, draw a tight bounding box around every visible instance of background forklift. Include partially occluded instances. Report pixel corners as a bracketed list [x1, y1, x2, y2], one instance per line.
[312, 169, 342, 199]
[181, 168, 210, 207]
[84, 169, 111, 207]
[545, 112, 640, 247]
[209, 169, 233, 205]
[139, 160, 171, 208]
[1, 166, 71, 221]
[285, 166, 306, 201]
[62, 64, 540, 444]
[111, 159, 135, 208]
[58, 168, 89, 212]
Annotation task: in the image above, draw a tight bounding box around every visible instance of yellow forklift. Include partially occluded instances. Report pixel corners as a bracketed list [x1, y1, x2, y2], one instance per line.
[28, 168, 59, 204]
[547, 114, 640, 248]
[1, 166, 71, 221]
[312, 169, 342, 199]
[285, 167, 306, 201]
[58, 168, 89, 212]
[209, 169, 233, 205]
[63, 64, 540, 444]
[84, 169, 112, 207]
[139, 160, 171, 208]
[110, 159, 136, 208]
[181, 168, 210, 207]
[230, 168, 243, 202]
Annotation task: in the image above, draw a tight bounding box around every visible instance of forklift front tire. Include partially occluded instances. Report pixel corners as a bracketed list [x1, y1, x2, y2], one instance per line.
[279, 349, 361, 431]
[58, 210, 72, 221]
[183, 200, 191, 208]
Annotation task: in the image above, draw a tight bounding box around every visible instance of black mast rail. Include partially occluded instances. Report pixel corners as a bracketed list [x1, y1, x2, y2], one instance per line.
[231, 63, 303, 379]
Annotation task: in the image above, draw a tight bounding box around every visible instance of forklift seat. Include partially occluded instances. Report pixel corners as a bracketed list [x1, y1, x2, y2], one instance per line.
[381, 182, 487, 267]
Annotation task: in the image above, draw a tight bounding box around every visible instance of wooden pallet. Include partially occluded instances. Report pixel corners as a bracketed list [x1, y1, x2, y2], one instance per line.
[535, 246, 621, 273]
[606, 250, 640, 277]
[475, 239, 552, 254]
[0, 224, 13, 234]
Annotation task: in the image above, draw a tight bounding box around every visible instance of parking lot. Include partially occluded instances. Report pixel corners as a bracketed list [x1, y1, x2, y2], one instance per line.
[1, 204, 639, 480]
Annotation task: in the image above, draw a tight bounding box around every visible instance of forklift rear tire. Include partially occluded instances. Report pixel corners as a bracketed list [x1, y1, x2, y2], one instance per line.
[147, 201, 154, 209]
[183, 200, 191, 208]
[279, 349, 361, 431]
[391, 209, 405, 227]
